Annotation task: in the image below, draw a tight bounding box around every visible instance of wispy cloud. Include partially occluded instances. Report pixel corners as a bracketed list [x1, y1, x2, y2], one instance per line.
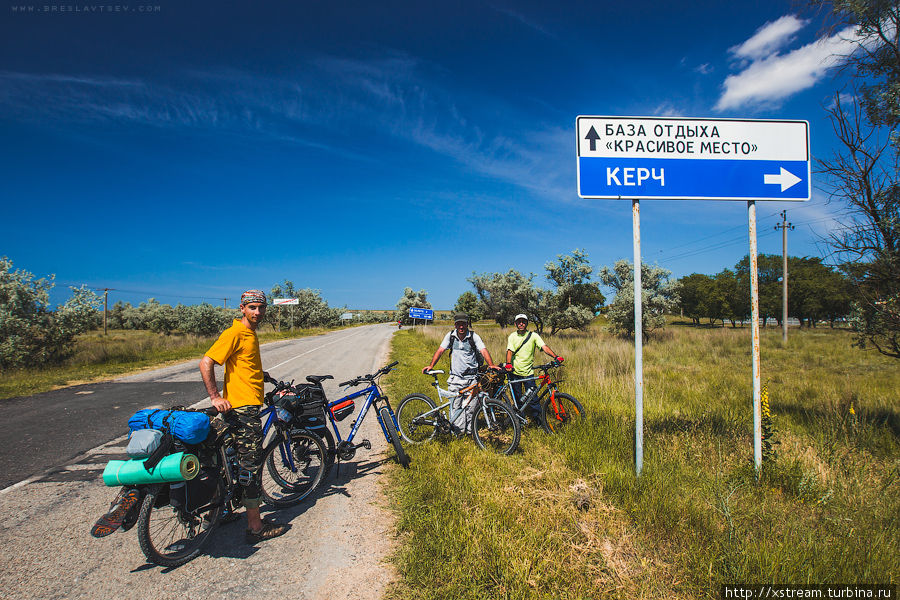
[714, 16, 859, 111]
[729, 15, 808, 61]
[492, 5, 558, 40]
[652, 102, 683, 117]
[0, 55, 573, 201]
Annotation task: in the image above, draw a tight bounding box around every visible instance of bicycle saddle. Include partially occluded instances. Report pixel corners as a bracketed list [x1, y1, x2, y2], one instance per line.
[305, 374, 334, 384]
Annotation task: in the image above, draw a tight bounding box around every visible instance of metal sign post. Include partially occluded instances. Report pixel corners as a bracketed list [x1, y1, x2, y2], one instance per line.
[273, 298, 299, 333]
[633, 199, 644, 476]
[576, 115, 810, 477]
[748, 201, 762, 471]
[409, 307, 434, 331]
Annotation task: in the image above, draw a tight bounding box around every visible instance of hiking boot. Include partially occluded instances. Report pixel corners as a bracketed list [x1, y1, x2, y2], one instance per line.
[91, 488, 141, 538]
[245, 519, 290, 544]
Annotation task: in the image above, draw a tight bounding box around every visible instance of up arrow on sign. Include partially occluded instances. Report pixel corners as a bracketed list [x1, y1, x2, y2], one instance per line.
[764, 167, 802, 192]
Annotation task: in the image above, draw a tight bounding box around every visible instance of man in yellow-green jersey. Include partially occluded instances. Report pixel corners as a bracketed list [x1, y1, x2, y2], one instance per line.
[505, 313, 562, 420]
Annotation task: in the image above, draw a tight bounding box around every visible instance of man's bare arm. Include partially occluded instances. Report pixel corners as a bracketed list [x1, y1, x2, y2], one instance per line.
[199, 355, 231, 412]
[481, 348, 495, 368]
[424, 347, 446, 372]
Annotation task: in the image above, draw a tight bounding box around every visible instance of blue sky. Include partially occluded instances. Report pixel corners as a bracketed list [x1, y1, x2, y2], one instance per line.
[0, 1, 863, 310]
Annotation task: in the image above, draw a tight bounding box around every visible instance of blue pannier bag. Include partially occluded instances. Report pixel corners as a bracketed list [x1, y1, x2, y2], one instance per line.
[128, 409, 211, 445]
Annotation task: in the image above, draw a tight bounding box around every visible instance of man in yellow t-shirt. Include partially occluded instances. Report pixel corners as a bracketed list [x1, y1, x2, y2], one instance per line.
[199, 290, 288, 544]
[505, 313, 562, 420]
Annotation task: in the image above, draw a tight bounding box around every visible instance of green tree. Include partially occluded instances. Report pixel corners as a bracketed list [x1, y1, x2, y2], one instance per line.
[270, 280, 342, 330]
[543, 249, 604, 335]
[698, 274, 729, 326]
[599, 260, 680, 339]
[678, 273, 714, 325]
[469, 250, 604, 335]
[141, 299, 178, 335]
[735, 254, 783, 327]
[715, 268, 748, 327]
[0, 257, 101, 369]
[107, 300, 130, 330]
[177, 303, 235, 336]
[469, 270, 543, 330]
[453, 291, 482, 322]
[813, 0, 900, 356]
[395, 287, 432, 325]
[545, 249, 605, 313]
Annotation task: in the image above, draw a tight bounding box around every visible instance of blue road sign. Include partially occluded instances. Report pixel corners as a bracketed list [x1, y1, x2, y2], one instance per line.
[576, 117, 810, 201]
[408, 307, 434, 320]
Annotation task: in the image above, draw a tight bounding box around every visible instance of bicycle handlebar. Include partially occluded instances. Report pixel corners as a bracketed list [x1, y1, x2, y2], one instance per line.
[535, 359, 563, 371]
[339, 361, 400, 387]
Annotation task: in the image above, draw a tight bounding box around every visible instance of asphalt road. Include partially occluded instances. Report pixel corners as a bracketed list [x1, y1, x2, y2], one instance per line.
[0, 323, 402, 600]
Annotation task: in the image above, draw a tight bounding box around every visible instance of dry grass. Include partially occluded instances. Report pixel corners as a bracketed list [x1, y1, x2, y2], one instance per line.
[382, 320, 900, 599]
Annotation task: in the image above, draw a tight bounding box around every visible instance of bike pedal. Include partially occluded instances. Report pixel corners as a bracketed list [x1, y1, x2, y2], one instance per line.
[360, 439, 372, 450]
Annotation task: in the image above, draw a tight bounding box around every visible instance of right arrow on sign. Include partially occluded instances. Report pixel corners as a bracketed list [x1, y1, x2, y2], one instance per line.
[764, 167, 802, 192]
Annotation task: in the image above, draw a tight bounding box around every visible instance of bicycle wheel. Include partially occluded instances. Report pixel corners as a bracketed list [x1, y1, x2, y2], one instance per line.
[492, 388, 526, 424]
[396, 393, 437, 444]
[540, 392, 586, 434]
[472, 398, 520, 455]
[136, 479, 224, 568]
[261, 429, 328, 508]
[296, 425, 336, 468]
[379, 406, 410, 468]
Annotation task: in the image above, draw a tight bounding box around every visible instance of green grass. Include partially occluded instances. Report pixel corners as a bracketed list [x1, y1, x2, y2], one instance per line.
[381, 322, 900, 599]
[0, 324, 356, 400]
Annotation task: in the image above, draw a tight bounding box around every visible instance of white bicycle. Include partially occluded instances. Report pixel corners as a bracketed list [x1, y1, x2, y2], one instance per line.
[396, 369, 520, 455]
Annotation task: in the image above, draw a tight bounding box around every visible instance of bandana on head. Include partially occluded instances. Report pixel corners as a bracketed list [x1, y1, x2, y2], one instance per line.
[240, 290, 267, 306]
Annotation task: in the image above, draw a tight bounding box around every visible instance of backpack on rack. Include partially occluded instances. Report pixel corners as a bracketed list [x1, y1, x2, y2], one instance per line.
[280, 384, 330, 439]
[128, 409, 211, 446]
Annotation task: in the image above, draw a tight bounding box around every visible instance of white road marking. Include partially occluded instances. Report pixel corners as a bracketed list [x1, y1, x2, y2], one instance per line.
[267, 327, 369, 372]
[0, 327, 374, 495]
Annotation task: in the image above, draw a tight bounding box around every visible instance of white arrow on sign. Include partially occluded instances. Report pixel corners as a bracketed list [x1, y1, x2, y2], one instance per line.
[763, 167, 802, 192]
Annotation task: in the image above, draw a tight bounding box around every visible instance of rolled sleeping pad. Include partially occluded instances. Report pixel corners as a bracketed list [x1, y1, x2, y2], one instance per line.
[102, 452, 200, 487]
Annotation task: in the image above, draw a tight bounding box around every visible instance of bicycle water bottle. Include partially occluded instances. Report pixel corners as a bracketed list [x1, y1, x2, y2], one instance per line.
[521, 387, 538, 406]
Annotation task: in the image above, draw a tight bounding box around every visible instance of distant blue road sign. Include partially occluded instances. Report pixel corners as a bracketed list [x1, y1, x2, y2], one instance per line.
[576, 117, 810, 201]
[408, 307, 434, 320]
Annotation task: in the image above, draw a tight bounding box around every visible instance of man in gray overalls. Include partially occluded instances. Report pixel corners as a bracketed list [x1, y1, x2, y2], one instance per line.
[423, 312, 497, 431]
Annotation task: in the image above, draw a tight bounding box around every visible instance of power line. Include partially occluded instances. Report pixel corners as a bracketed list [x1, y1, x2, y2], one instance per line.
[660, 228, 780, 263]
[57, 282, 230, 305]
[654, 213, 839, 264]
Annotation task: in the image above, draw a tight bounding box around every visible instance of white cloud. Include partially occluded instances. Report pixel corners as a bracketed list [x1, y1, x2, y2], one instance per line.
[493, 6, 557, 40]
[729, 15, 808, 61]
[0, 57, 574, 201]
[715, 24, 859, 111]
[652, 102, 683, 117]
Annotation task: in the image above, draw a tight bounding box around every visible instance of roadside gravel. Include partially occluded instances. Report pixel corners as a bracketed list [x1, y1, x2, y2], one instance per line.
[0, 324, 400, 600]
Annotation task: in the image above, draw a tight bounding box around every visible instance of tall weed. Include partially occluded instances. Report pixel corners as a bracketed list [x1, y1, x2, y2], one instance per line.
[383, 322, 900, 599]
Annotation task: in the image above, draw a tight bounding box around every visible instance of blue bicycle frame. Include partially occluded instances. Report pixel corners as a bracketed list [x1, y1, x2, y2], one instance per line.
[259, 401, 302, 475]
[324, 383, 399, 446]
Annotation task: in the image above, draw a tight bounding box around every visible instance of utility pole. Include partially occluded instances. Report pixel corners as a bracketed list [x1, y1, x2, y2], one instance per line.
[224, 298, 227, 309]
[102, 288, 114, 335]
[774, 210, 794, 344]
